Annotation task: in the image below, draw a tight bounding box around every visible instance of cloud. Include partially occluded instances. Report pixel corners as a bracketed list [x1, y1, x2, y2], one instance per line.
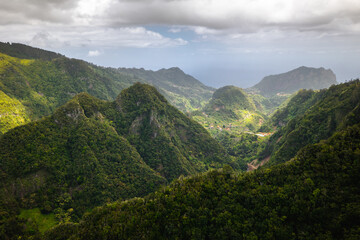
[76, 27, 188, 48]
[3, 0, 359, 35]
[169, 28, 181, 33]
[102, 0, 360, 34]
[0, 0, 78, 24]
[0, 0, 359, 36]
[0, 1, 359, 37]
[88, 50, 101, 57]
[0, 0, 359, 52]
[0, 25, 187, 49]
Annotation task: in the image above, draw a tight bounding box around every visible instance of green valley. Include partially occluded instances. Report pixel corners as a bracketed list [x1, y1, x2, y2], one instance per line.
[0, 42, 359, 240]
[190, 86, 285, 136]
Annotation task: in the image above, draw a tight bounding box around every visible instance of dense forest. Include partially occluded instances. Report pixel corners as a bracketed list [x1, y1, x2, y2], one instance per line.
[0, 43, 359, 240]
[0, 84, 233, 239]
[1, 80, 359, 239]
[259, 80, 360, 165]
[44, 121, 360, 240]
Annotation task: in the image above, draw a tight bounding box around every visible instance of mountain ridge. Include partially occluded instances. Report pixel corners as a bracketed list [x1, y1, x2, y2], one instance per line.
[250, 66, 337, 97]
[0, 83, 234, 227]
[0, 42, 63, 60]
[0, 42, 214, 134]
[257, 79, 360, 166]
[117, 67, 214, 111]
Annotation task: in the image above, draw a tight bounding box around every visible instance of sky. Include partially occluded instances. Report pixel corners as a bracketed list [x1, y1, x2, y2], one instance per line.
[0, 0, 359, 88]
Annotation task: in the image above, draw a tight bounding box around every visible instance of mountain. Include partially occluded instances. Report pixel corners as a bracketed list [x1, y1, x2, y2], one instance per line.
[250, 66, 337, 97]
[189, 86, 289, 171]
[0, 83, 232, 233]
[44, 122, 360, 240]
[117, 67, 214, 111]
[211, 80, 360, 171]
[113, 83, 233, 179]
[207, 85, 256, 111]
[191, 86, 267, 134]
[257, 79, 360, 165]
[0, 42, 63, 60]
[0, 42, 214, 134]
[0, 49, 135, 134]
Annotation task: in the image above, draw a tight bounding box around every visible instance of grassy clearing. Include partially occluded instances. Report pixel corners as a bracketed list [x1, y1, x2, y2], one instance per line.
[19, 208, 58, 233]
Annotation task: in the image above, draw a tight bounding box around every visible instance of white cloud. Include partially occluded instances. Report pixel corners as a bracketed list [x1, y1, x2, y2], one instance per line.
[0, 25, 187, 49]
[169, 28, 181, 33]
[191, 27, 219, 35]
[102, 0, 360, 34]
[80, 27, 188, 48]
[2, 0, 359, 35]
[0, 0, 359, 52]
[88, 50, 101, 57]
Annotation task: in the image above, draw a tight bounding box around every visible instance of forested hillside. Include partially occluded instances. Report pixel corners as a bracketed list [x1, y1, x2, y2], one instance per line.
[0, 42, 213, 134]
[208, 80, 360, 171]
[1, 42, 358, 240]
[0, 42, 63, 60]
[0, 50, 135, 134]
[44, 121, 360, 240]
[0, 84, 232, 238]
[258, 80, 360, 165]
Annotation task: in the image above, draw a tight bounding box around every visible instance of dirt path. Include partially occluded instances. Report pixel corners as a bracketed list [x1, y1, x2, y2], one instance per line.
[247, 155, 271, 171]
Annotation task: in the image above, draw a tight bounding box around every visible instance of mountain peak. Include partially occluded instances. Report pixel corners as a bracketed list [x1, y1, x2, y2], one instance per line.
[52, 92, 107, 126]
[251, 66, 337, 97]
[160, 67, 184, 73]
[210, 85, 256, 111]
[116, 83, 168, 113]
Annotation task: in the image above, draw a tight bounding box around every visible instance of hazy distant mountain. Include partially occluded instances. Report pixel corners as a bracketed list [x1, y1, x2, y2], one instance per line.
[250, 66, 337, 97]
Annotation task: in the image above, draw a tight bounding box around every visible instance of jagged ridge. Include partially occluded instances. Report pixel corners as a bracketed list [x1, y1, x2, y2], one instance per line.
[0, 83, 233, 226]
